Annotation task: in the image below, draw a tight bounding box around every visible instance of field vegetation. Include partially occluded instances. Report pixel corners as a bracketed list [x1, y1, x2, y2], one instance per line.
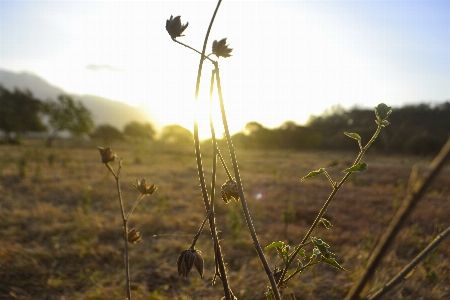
[1, 139, 449, 299]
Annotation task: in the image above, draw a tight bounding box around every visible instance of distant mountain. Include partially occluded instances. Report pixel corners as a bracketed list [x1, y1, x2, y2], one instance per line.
[0, 69, 155, 130]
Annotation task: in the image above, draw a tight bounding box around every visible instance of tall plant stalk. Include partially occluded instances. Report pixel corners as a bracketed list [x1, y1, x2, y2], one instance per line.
[214, 64, 281, 299]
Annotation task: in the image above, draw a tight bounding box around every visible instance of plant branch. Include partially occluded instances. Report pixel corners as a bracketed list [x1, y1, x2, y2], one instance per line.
[172, 39, 216, 64]
[367, 225, 450, 300]
[106, 161, 132, 300]
[279, 123, 383, 286]
[190, 1, 231, 299]
[345, 136, 450, 300]
[215, 63, 281, 300]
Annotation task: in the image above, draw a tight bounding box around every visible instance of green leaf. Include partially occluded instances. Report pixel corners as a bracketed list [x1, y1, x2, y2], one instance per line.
[298, 248, 306, 259]
[301, 168, 325, 181]
[344, 132, 361, 141]
[342, 163, 368, 173]
[319, 218, 333, 229]
[375, 103, 392, 120]
[321, 257, 346, 271]
[265, 241, 284, 251]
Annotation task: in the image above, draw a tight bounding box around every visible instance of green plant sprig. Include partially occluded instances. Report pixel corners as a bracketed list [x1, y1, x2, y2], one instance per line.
[277, 104, 391, 287]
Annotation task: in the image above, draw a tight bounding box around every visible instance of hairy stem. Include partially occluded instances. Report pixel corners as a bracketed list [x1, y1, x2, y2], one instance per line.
[215, 64, 281, 300]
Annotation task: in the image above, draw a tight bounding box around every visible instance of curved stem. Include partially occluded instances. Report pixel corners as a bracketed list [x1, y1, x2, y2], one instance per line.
[215, 64, 281, 300]
[190, 1, 231, 299]
[173, 39, 216, 64]
[279, 124, 383, 286]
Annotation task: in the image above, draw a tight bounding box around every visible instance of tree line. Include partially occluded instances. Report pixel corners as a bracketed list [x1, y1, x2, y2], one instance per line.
[0, 85, 193, 147]
[1, 85, 447, 154]
[230, 102, 450, 155]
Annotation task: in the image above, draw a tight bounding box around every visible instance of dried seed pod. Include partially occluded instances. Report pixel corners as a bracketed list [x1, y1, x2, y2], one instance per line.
[221, 179, 239, 203]
[97, 147, 116, 164]
[177, 248, 204, 278]
[126, 228, 142, 244]
[166, 15, 188, 39]
[212, 38, 233, 58]
[133, 178, 157, 196]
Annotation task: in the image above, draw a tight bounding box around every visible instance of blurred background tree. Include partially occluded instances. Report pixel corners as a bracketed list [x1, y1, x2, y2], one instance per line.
[0, 85, 46, 144]
[90, 124, 124, 145]
[123, 121, 155, 141]
[42, 95, 94, 147]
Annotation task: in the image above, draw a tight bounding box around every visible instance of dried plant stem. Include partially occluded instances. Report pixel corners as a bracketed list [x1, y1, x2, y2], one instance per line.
[190, 1, 231, 299]
[214, 64, 281, 300]
[367, 225, 450, 300]
[106, 161, 132, 300]
[346, 136, 450, 300]
[173, 39, 215, 64]
[279, 123, 383, 286]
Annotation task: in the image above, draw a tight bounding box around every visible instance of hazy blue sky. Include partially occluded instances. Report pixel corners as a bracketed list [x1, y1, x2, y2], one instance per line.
[1, 0, 449, 137]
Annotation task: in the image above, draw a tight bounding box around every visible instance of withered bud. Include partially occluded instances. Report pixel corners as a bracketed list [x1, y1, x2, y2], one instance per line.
[212, 38, 233, 58]
[221, 179, 240, 203]
[134, 178, 157, 196]
[166, 15, 188, 39]
[126, 228, 142, 244]
[97, 147, 116, 164]
[177, 248, 204, 278]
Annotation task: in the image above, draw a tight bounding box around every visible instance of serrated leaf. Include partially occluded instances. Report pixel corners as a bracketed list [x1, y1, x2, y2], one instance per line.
[375, 103, 392, 120]
[320, 218, 333, 229]
[322, 257, 346, 271]
[342, 163, 368, 173]
[344, 132, 361, 141]
[301, 168, 325, 181]
[265, 241, 284, 251]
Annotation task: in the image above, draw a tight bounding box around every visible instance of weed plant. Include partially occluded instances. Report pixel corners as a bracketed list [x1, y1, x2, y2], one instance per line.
[92, 1, 450, 300]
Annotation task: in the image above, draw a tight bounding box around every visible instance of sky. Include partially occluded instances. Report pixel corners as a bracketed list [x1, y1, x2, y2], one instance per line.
[1, 0, 449, 138]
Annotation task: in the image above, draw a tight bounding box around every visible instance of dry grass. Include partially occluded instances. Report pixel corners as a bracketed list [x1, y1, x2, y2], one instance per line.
[0, 139, 449, 300]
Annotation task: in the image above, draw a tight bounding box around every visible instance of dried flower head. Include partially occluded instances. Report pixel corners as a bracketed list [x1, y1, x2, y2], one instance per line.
[126, 228, 142, 244]
[97, 147, 116, 164]
[134, 178, 157, 196]
[221, 179, 240, 203]
[177, 248, 204, 278]
[212, 38, 233, 58]
[166, 15, 188, 39]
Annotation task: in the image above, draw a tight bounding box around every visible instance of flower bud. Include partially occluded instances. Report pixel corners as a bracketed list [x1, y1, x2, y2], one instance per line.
[221, 179, 239, 203]
[177, 248, 204, 278]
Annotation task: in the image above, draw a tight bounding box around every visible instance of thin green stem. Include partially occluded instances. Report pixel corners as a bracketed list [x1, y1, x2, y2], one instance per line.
[279, 124, 383, 286]
[218, 149, 233, 180]
[215, 64, 281, 300]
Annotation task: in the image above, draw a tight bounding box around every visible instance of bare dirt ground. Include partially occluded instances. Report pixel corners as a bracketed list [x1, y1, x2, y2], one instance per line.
[1, 139, 449, 300]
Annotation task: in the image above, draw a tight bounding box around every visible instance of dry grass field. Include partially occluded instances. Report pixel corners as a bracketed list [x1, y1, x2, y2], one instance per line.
[1, 139, 449, 300]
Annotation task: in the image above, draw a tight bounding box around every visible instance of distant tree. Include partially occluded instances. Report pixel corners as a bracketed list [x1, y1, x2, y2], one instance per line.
[42, 95, 94, 147]
[123, 121, 156, 140]
[160, 124, 193, 145]
[0, 85, 46, 143]
[90, 124, 124, 144]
